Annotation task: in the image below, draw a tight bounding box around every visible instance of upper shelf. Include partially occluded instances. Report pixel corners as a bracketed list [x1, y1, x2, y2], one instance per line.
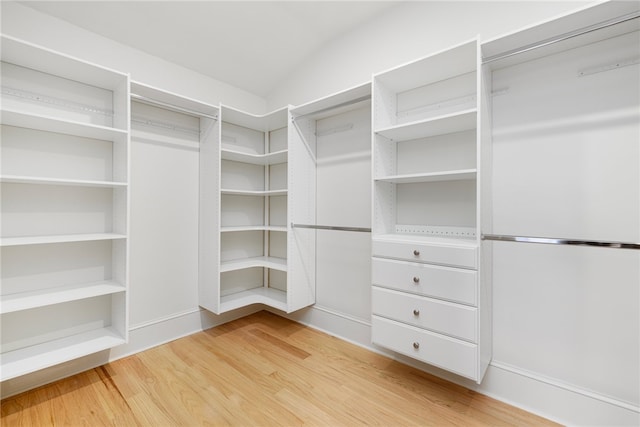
[375, 109, 477, 141]
[374, 39, 477, 94]
[221, 105, 288, 132]
[131, 81, 219, 120]
[221, 148, 288, 165]
[1, 34, 127, 90]
[1, 109, 128, 140]
[290, 82, 371, 120]
[482, 2, 640, 70]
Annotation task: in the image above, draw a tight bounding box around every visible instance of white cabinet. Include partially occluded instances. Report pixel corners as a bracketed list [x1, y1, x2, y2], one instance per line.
[371, 38, 491, 383]
[0, 35, 130, 380]
[199, 105, 315, 314]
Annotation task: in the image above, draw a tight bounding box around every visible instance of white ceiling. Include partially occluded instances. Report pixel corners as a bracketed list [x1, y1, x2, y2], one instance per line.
[22, 1, 401, 97]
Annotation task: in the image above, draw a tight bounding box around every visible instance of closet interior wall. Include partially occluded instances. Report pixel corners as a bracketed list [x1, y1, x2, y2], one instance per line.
[482, 3, 640, 413]
[290, 83, 372, 323]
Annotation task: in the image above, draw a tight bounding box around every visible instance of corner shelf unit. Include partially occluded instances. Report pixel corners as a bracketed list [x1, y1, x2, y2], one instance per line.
[0, 34, 130, 381]
[371, 38, 491, 383]
[200, 104, 315, 314]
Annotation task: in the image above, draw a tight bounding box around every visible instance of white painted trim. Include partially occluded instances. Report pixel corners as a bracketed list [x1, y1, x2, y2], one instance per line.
[490, 361, 640, 413]
[128, 307, 201, 331]
[311, 304, 371, 327]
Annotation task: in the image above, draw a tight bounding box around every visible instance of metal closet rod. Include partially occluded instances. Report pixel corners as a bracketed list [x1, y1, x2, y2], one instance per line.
[482, 234, 640, 250]
[292, 95, 371, 121]
[131, 93, 219, 121]
[292, 223, 371, 233]
[482, 11, 640, 64]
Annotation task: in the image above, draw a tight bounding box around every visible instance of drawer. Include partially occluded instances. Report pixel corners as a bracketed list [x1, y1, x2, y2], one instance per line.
[372, 238, 477, 269]
[372, 315, 477, 380]
[372, 287, 477, 342]
[372, 257, 477, 305]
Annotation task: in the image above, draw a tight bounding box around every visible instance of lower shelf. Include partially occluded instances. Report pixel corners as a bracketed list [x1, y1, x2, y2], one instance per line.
[1, 282, 125, 314]
[0, 327, 125, 381]
[220, 287, 287, 313]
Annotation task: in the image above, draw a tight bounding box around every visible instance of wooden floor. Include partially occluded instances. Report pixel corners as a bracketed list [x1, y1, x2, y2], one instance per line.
[1, 311, 556, 426]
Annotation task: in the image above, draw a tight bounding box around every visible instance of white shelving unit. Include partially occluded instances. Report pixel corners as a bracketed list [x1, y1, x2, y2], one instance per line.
[371, 38, 491, 383]
[0, 34, 130, 381]
[200, 104, 315, 314]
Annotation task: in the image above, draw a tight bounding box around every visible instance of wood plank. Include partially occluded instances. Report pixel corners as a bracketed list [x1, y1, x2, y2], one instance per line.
[1, 311, 557, 426]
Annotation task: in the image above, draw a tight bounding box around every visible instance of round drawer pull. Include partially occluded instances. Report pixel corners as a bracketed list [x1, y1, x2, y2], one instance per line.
[413, 309, 420, 316]
[413, 249, 420, 256]
[412, 276, 420, 284]
[413, 342, 420, 349]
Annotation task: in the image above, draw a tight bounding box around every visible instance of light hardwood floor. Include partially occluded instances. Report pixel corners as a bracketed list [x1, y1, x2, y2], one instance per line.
[1, 311, 556, 426]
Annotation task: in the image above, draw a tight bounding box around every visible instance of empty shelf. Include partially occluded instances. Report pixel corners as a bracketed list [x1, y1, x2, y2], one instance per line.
[1, 109, 127, 141]
[1, 281, 126, 314]
[0, 233, 127, 247]
[220, 256, 288, 273]
[375, 109, 477, 141]
[0, 175, 127, 188]
[0, 327, 126, 381]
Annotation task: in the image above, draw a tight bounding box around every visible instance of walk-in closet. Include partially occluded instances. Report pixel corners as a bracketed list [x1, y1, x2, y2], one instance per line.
[1, 1, 638, 425]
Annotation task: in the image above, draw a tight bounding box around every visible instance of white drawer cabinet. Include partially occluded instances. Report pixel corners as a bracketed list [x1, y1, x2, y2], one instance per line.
[372, 237, 477, 269]
[371, 38, 490, 383]
[372, 287, 477, 342]
[372, 257, 477, 305]
[372, 316, 478, 380]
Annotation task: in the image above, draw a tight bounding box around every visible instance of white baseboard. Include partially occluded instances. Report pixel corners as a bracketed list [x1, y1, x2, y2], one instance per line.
[0, 305, 260, 399]
[271, 305, 640, 427]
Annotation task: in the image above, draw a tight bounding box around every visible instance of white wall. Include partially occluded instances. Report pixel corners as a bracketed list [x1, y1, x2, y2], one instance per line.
[1, 1, 266, 113]
[267, 1, 590, 110]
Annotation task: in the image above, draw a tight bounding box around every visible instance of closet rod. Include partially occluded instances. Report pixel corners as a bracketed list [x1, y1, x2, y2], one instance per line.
[292, 95, 371, 121]
[482, 234, 640, 250]
[131, 93, 219, 121]
[292, 223, 371, 233]
[482, 11, 640, 64]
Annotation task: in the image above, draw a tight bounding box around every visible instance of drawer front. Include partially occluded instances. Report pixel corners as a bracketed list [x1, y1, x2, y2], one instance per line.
[372, 287, 477, 342]
[372, 315, 477, 380]
[372, 239, 477, 269]
[372, 257, 477, 305]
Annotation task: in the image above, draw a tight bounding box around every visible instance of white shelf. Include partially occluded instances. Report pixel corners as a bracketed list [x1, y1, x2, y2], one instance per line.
[220, 226, 288, 233]
[1, 281, 125, 314]
[0, 327, 125, 381]
[220, 287, 287, 314]
[374, 39, 477, 93]
[375, 169, 477, 184]
[1, 35, 126, 90]
[375, 109, 477, 141]
[0, 109, 127, 140]
[0, 233, 127, 247]
[220, 189, 288, 197]
[0, 175, 127, 188]
[221, 105, 288, 132]
[220, 256, 288, 273]
[221, 149, 288, 165]
[374, 233, 478, 248]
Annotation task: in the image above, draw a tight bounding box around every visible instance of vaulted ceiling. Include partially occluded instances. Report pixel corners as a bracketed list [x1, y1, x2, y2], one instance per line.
[22, 1, 401, 97]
